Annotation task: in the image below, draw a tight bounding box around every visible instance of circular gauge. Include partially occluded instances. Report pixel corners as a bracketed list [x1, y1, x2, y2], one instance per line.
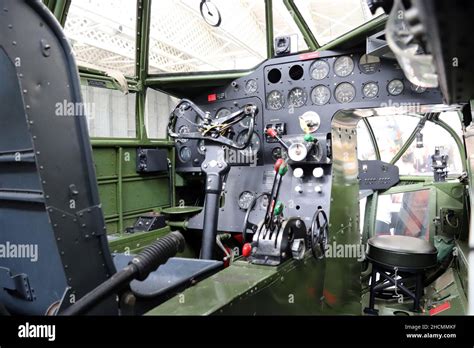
[245, 79, 258, 94]
[299, 111, 321, 133]
[200, 1, 222, 27]
[238, 191, 255, 210]
[179, 146, 192, 163]
[311, 85, 331, 105]
[216, 108, 231, 119]
[358, 54, 381, 74]
[272, 147, 282, 160]
[387, 79, 404, 95]
[334, 56, 354, 77]
[267, 90, 284, 110]
[197, 140, 206, 155]
[288, 142, 308, 162]
[362, 82, 379, 98]
[410, 83, 426, 93]
[335, 82, 356, 103]
[177, 125, 190, 143]
[236, 131, 261, 157]
[288, 87, 307, 108]
[240, 116, 252, 128]
[310, 60, 330, 80]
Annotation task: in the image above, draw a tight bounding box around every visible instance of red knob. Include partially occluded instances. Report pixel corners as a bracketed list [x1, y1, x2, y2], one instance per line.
[274, 158, 284, 172]
[242, 243, 252, 257]
[266, 128, 278, 138]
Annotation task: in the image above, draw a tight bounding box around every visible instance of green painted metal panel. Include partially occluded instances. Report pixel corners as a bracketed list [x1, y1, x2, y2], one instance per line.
[94, 148, 117, 177]
[122, 178, 169, 212]
[99, 183, 118, 217]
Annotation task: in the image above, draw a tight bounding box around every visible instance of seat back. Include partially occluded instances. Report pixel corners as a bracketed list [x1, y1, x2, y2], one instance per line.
[0, 0, 116, 315]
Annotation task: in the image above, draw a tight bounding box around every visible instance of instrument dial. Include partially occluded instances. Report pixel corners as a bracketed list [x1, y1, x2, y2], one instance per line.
[216, 108, 231, 119]
[334, 56, 354, 77]
[387, 79, 404, 95]
[288, 87, 307, 108]
[410, 83, 426, 93]
[245, 79, 258, 94]
[358, 54, 381, 74]
[238, 191, 255, 210]
[179, 146, 192, 163]
[311, 85, 331, 105]
[299, 111, 321, 133]
[335, 82, 356, 103]
[310, 60, 330, 80]
[362, 82, 379, 98]
[288, 142, 308, 162]
[236, 131, 261, 157]
[267, 90, 284, 110]
[177, 125, 190, 143]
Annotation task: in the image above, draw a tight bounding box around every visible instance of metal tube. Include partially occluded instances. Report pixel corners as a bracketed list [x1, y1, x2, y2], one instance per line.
[201, 192, 220, 259]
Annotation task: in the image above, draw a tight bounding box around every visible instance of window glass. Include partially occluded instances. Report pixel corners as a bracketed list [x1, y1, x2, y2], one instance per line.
[394, 121, 463, 176]
[357, 119, 376, 160]
[375, 190, 430, 240]
[273, 0, 309, 52]
[294, 0, 385, 45]
[367, 115, 419, 163]
[145, 89, 180, 139]
[81, 84, 136, 138]
[64, 0, 137, 76]
[148, 0, 267, 73]
[439, 111, 463, 138]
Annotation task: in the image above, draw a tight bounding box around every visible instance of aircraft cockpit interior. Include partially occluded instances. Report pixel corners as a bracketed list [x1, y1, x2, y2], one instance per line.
[0, 0, 473, 327]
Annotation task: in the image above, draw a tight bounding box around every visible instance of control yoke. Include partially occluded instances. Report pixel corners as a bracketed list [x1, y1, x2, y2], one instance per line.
[168, 99, 258, 149]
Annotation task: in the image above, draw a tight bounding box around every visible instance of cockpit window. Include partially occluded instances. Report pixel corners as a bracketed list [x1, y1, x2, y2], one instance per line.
[273, 0, 309, 52]
[64, 0, 137, 77]
[148, 0, 268, 74]
[293, 0, 385, 46]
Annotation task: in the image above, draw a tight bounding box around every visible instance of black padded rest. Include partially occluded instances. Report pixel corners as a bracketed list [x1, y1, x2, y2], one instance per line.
[367, 235, 437, 270]
[113, 255, 223, 298]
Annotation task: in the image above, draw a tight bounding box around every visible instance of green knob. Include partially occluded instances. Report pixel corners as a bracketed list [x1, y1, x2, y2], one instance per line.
[304, 134, 315, 142]
[274, 201, 284, 216]
[278, 163, 288, 176]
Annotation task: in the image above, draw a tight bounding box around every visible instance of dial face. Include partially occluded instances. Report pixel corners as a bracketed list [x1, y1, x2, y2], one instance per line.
[288, 142, 308, 162]
[238, 191, 255, 210]
[197, 140, 206, 155]
[240, 116, 252, 128]
[310, 60, 330, 80]
[245, 79, 258, 94]
[311, 85, 331, 105]
[236, 131, 261, 157]
[177, 125, 190, 143]
[410, 83, 426, 93]
[288, 87, 307, 108]
[362, 82, 379, 98]
[200, 1, 222, 27]
[334, 56, 354, 77]
[388, 79, 404, 95]
[272, 147, 282, 160]
[266, 90, 284, 110]
[358, 54, 381, 74]
[216, 108, 231, 119]
[179, 146, 192, 163]
[299, 111, 321, 133]
[335, 82, 356, 103]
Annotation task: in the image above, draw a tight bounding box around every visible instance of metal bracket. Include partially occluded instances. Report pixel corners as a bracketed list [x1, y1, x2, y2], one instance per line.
[0, 267, 34, 301]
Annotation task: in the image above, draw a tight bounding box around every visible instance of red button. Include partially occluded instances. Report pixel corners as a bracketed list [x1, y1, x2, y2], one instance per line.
[242, 243, 252, 257]
[208, 94, 217, 102]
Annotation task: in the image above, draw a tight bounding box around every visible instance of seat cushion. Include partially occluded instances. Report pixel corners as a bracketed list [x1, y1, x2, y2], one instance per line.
[367, 235, 437, 270]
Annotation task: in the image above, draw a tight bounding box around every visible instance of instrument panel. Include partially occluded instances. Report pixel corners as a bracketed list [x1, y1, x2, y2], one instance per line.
[172, 49, 442, 233]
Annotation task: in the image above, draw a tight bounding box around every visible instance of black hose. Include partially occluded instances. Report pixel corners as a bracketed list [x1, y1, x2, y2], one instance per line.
[60, 231, 185, 316]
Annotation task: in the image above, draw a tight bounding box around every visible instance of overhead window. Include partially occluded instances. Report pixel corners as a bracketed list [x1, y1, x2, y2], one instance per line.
[293, 0, 385, 46]
[272, 0, 309, 52]
[148, 0, 267, 74]
[64, 0, 137, 76]
[145, 89, 180, 139]
[81, 83, 136, 138]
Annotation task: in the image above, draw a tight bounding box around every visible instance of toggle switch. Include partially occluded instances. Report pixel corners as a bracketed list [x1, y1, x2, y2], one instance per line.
[295, 185, 303, 194]
[314, 185, 322, 193]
